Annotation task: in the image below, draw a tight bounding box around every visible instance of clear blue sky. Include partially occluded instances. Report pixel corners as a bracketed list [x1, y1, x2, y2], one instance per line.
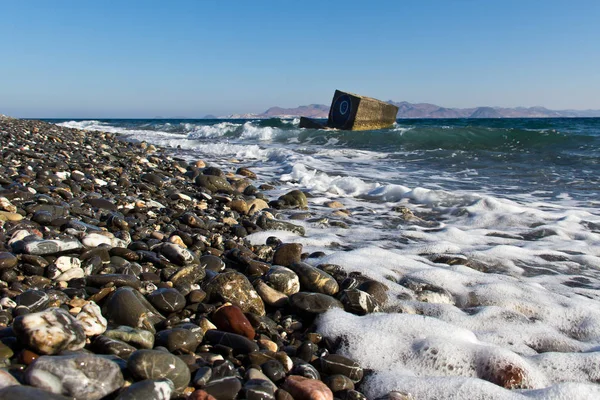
[1, 0, 599, 117]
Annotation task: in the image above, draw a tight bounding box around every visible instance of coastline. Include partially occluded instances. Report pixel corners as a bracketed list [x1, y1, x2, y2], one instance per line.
[0, 116, 372, 399]
[2, 116, 600, 399]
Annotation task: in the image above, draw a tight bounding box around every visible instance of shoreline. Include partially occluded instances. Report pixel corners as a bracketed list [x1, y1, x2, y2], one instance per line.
[0, 115, 376, 399]
[2, 116, 600, 399]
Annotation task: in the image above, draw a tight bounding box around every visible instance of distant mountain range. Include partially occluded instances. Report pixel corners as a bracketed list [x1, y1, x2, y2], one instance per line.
[220, 101, 600, 119]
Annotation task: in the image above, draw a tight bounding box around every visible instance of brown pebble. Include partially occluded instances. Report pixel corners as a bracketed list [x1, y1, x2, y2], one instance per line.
[273, 243, 303, 267]
[88, 286, 116, 303]
[325, 201, 344, 208]
[19, 349, 39, 365]
[211, 304, 255, 340]
[283, 375, 333, 400]
[188, 389, 217, 400]
[229, 199, 249, 215]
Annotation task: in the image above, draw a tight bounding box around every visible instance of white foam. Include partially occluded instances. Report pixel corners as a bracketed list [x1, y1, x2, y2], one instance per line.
[187, 122, 241, 138]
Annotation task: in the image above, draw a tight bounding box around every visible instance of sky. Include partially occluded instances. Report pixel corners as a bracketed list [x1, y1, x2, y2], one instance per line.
[1, 0, 599, 118]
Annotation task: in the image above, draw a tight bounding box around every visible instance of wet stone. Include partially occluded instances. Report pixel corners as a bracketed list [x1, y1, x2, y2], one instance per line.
[13, 307, 86, 355]
[203, 376, 242, 400]
[188, 389, 218, 400]
[114, 378, 174, 400]
[15, 289, 49, 312]
[273, 243, 303, 267]
[86, 273, 142, 289]
[256, 216, 305, 236]
[245, 379, 276, 400]
[282, 375, 333, 400]
[155, 328, 199, 354]
[76, 301, 107, 336]
[262, 359, 286, 382]
[195, 175, 234, 194]
[288, 262, 338, 295]
[317, 354, 363, 383]
[104, 325, 155, 349]
[204, 271, 265, 316]
[255, 280, 289, 307]
[127, 349, 191, 393]
[278, 190, 308, 209]
[103, 287, 165, 334]
[297, 341, 317, 363]
[169, 265, 206, 291]
[357, 280, 388, 306]
[0, 252, 17, 271]
[290, 292, 343, 314]
[85, 197, 118, 211]
[204, 330, 259, 355]
[0, 368, 16, 389]
[25, 353, 124, 400]
[212, 304, 255, 340]
[157, 242, 198, 266]
[291, 361, 321, 380]
[324, 374, 355, 393]
[200, 254, 225, 272]
[340, 289, 380, 315]
[193, 366, 212, 386]
[0, 385, 72, 400]
[19, 238, 83, 256]
[93, 335, 137, 359]
[264, 266, 300, 296]
[147, 287, 186, 314]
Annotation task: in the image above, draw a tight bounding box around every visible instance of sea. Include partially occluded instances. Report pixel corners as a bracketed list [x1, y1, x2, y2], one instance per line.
[53, 117, 600, 399]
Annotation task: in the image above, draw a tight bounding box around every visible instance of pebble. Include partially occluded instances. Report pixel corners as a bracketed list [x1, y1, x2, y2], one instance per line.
[114, 378, 174, 400]
[188, 389, 217, 400]
[104, 325, 156, 349]
[255, 280, 289, 307]
[203, 376, 242, 400]
[290, 292, 343, 314]
[282, 375, 333, 400]
[204, 329, 259, 355]
[20, 238, 83, 256]
[25, 354, 124, 399]
[204, 271, 265, 316]
[13, 307, 86, 354]
[155, 328, 199, 354]
[92, 335, 137, 359]
[103, 287, 165, 333]
[262, 359, 287, 382]
[0, 385, 72, 399]
[340, 289, 380, 315]
[245, 378, 277, 400]
[323, 374, 355, 393]
[272, 243, 303, 267]
[0, 252, 17, 271]
[264, 266, 300, 295]
[147, 287, 186, 314]
[288, 262, 339, 295]
[317, 354, 363, 383]
[76, 301, 107, 336]
[127, 349, 191, 393]
[0, 369, 20, 389]
[212, 304, 256, 339]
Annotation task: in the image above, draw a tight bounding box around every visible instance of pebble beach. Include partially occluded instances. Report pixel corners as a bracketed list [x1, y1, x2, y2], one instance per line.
[2, 115, 600, 400]
[0, 115, 377, 400]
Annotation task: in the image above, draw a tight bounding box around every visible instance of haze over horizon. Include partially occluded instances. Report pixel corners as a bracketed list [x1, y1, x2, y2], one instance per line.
[1, 0, 599, 118]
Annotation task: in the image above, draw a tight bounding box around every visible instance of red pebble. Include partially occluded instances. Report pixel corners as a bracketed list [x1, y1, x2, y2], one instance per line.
[282, 375, 333, 400]
[188, 389, 217, 400]
[212, 304, 256, 340]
